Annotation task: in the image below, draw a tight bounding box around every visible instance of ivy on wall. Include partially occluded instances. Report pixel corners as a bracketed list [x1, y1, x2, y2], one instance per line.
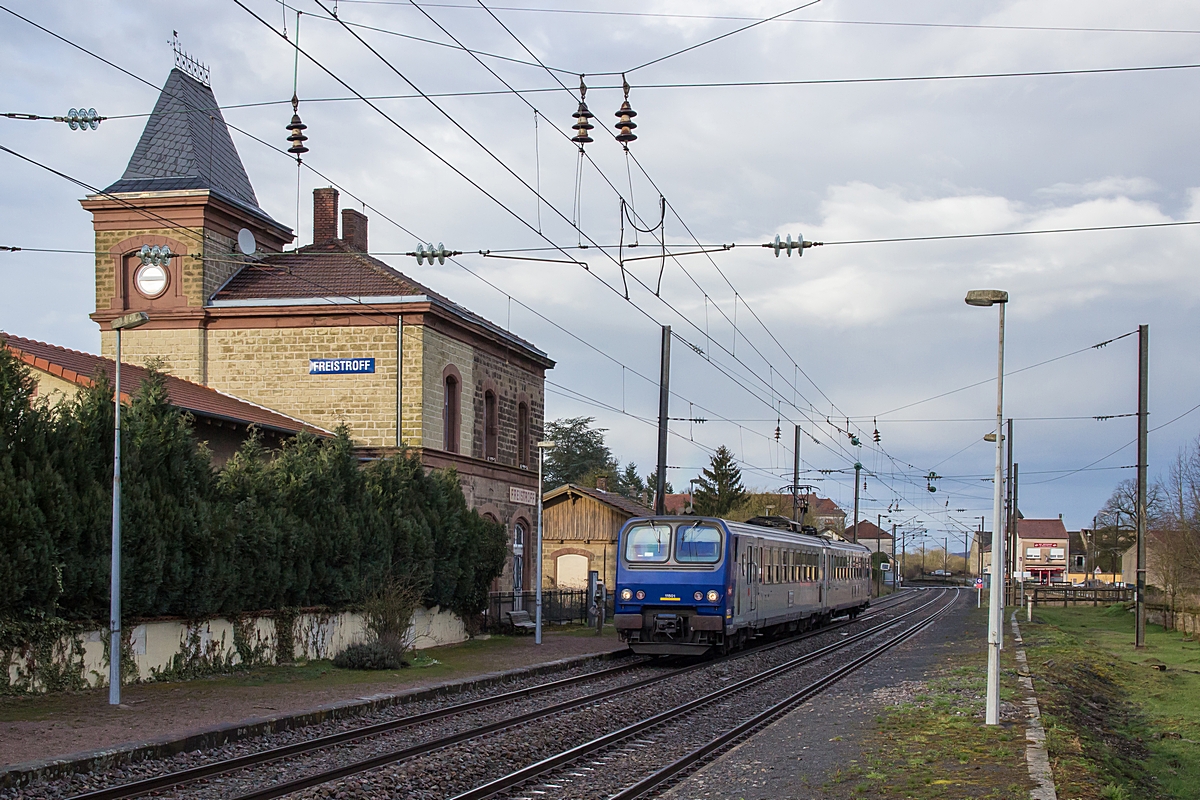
[0, 343, 506, 625]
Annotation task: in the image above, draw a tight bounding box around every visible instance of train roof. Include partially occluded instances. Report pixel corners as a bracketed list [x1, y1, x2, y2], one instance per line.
[621, 515, 871, 554]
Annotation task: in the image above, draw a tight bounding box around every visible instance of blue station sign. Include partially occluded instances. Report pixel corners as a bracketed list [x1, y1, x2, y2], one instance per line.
[309, 357, 375, 375]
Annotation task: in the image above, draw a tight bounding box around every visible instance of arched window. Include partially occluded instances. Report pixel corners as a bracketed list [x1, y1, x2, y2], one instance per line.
[484, 390, 498, 461]
[518, 401, 530, 468]
[443, 372, 460, 453]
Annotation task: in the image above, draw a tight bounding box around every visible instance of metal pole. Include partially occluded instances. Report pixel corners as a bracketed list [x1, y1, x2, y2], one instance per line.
[986, 300, 1006, 725]
[1012, 463, 1020, 591]
[851, 462, 861, 543]
[891, 523, 897, 589]
[1006, 418, 1014, 580]
[792, 425, 801, 522]
[1136, 323, 1148, 648]
[655, 325, 670, 516]
[109, 328, 123, 706]
[536, 446, 544, 645]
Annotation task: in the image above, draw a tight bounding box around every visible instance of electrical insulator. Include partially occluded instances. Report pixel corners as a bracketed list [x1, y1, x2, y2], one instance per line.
[613, 76, 637, 145]
[64, 108, 101, 131]
[774, 425, 781, 441]
[771, 234, 804, 257]
[411, 243, 461, 265]
[850, 434, 861, 447]
[570, 76, 595, 146]
[873, 429, 881, 443]
[286, 94, 309, 156]
[138, 244, 172, 266]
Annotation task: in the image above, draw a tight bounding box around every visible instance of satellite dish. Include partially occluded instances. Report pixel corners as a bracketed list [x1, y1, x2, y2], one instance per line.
[237, 228, 256, 256]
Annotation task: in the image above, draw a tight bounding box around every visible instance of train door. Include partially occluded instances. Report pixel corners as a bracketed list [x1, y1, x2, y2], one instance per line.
[748, 541, 759, 613]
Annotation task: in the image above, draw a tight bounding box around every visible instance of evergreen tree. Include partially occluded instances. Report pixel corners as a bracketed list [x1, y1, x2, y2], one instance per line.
[615, 462, 646, 501]
[541, 417, 617, 490]
[692, 446, 747, 517]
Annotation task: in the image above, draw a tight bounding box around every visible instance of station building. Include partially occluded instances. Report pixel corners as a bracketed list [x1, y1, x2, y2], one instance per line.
[81, 66, 554, 594]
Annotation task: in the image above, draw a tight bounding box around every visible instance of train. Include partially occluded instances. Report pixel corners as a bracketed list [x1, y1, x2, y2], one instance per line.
[614, 515, 873, 655]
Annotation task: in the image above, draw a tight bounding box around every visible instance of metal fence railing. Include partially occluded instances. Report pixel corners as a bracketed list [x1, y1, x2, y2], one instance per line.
[481, 590, 615, 633]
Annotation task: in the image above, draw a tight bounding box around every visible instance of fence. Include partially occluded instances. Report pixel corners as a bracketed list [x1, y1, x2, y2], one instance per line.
[481, 590, 615, 633]
[1025, 586, 1133, 607]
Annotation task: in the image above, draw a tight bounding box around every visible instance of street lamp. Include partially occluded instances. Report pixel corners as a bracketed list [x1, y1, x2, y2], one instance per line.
[535, 439, 556, 644]
[109, 311, 149, 705]
[965, 288, 1008, 726]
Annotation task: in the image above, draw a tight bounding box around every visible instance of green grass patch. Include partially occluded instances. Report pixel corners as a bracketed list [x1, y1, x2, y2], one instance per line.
[824, 608, 1031, 799]
[1023, 605, 1200, 800]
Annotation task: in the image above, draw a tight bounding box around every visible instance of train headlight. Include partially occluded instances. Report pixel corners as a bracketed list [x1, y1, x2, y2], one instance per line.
[706, 590, 720, 602]
[635, 590, 646, 600]
[620, 588, 633, 601]
[694, 591, 703, 601]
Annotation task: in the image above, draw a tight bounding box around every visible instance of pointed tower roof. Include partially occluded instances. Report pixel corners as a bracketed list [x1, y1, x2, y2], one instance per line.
[104, 68, 264, 215]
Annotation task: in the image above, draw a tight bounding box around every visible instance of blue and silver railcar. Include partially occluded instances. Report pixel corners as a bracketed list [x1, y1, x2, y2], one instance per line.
[614, 516, 871, 655]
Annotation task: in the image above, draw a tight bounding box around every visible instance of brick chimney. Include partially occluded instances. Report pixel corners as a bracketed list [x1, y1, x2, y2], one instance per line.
[313, 187, 339, 244]
[341, 208, 368, 252]
[596, 475, 608, 492]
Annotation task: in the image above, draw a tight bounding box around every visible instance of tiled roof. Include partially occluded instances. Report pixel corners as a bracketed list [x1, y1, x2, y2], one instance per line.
[104, 68, 269, 220]
[2, 333, 329, 437]
[1018, 518, 1069, 541]
[846, 520, 892, 540]
[804, 494, 846, 518]
[212, 239, 432, 301]
[663, 493, 691, 514]
[544, 484, 652, 517]
[211, 239, 552, 364]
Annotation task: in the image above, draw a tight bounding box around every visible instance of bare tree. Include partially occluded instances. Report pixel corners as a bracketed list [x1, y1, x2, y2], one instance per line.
[1152, 440, 1200, 626]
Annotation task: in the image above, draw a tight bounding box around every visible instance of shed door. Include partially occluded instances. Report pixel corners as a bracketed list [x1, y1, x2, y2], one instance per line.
[557, 554, 589, 589]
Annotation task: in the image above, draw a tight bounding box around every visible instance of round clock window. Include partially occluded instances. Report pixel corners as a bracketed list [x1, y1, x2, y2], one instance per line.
[135, 263, 169, 298]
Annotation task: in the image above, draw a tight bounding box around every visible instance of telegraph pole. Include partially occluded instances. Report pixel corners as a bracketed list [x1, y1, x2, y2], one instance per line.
[793, 425, 801, 522]
[1136, 324, 1149, 648]
[655, 325, 670, 515]
[851, 462, 861, 543]
[1006, 419, 1015, 579]
[891, 522, 897, 589]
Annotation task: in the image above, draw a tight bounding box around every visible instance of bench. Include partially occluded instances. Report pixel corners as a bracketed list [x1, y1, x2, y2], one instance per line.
[506, 610, 537, 634]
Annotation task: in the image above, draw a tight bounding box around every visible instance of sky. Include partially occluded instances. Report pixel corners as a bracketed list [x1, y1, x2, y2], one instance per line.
[2, 0, 1199, 552]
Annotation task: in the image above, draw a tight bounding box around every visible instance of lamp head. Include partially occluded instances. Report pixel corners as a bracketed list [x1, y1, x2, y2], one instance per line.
[111, 312, 150, 331]
[965, 289, 1009, 307]
[537, 440, 556, 449]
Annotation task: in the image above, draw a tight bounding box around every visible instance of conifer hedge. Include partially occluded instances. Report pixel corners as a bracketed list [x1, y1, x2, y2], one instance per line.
[0, 344, 506, 624]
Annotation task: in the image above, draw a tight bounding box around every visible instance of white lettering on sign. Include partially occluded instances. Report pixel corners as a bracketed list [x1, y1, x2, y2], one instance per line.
[309, 358, 376, 375]
[510, 486, 537, 505]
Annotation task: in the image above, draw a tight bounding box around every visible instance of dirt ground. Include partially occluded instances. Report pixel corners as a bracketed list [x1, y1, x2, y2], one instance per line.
[0, 627, 625, 769]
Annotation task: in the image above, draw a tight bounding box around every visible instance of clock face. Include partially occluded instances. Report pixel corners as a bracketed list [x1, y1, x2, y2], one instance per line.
[134, 263, 169, 298]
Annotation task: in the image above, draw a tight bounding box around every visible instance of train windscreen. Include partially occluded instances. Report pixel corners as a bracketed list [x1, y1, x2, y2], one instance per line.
[625, 524, 672, 563]
[675, 524, 723, 563]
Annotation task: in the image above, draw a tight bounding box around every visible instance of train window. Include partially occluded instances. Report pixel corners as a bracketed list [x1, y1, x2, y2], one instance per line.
[676, 524, 723, 563]
[624, 524, 671, 563]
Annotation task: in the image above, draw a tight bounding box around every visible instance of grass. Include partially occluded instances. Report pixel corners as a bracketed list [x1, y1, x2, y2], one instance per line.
[823, 607, 1032, 799]
[1022, 605, 1200, 800]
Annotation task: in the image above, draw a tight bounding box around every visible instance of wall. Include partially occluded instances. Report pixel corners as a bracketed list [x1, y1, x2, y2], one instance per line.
[207, 325, 400, 447]
[419, 325, 476, 452]
[100, 328, 208, 386]
[541, 493, 630, 589]
[4, 606, 466, 693]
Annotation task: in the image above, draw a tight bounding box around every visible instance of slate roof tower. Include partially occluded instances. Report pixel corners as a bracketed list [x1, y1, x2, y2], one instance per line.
[83, 68, 293, 383]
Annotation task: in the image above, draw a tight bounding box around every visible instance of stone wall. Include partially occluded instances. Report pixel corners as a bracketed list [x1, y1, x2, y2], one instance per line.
[100, 327, 208, 385]
[207, 324, 400, 446]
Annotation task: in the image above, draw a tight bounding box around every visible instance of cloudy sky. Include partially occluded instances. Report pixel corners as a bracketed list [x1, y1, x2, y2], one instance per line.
[3, 0, 1199, 549]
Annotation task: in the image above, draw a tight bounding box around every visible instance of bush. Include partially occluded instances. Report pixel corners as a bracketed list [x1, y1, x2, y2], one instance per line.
[333, 641, 408, 670]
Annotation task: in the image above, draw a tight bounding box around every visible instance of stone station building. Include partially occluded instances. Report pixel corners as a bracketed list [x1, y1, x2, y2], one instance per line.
[80, 66, 554, 594]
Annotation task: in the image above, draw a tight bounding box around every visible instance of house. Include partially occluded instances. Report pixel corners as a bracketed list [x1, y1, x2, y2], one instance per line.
[1016, 518, 1070, 584]
[541, 484, 652, 590]
[845, 520, 894, 554]
[2, 333, 328, 464]
[79, 66, 553, 594]
[1068, 528, 1136, 586]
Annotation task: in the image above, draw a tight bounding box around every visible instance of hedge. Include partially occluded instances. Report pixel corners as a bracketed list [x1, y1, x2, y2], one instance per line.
[0, 344, 506, 624]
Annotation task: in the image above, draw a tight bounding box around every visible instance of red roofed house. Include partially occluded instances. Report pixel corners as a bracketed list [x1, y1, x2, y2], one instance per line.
[2, 332, 328, 465]
[1017, 517, 1070, 584]
[845, 519, 894, 555]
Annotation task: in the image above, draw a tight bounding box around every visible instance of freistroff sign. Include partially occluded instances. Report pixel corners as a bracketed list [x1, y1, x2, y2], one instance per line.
[309, 358, 376, 375]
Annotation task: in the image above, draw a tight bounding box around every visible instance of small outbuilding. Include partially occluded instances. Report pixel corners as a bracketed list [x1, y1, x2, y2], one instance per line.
[540, 484, 652, 590]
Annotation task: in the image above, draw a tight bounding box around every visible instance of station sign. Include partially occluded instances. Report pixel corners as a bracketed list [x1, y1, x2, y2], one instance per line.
[510, 486, 537, 505]
[309, 357, 375, 375]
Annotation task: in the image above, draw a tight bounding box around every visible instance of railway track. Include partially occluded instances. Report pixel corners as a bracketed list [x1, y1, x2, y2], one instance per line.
[54, 589, 926, 800]
[454, 588, 958, 800]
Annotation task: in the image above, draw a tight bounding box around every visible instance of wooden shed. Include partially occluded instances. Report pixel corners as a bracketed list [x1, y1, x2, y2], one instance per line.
[541, 484, 651, 590]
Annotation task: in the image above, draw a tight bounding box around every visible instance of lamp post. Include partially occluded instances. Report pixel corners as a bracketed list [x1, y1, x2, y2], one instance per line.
[535, 440, 556, 645]
[965, 288, 1008, 726]
[109, 311, 149, 705]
